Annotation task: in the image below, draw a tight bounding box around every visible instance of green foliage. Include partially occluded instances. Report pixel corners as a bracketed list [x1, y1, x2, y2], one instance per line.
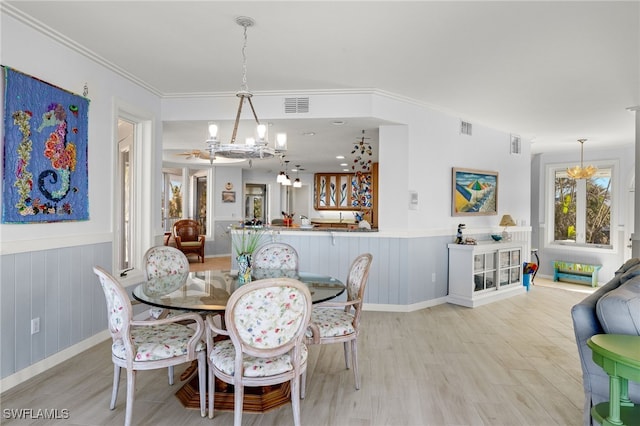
[554, 175, 610, 244]
[169, 183, 182, 218]
[232, 227, 268, 256]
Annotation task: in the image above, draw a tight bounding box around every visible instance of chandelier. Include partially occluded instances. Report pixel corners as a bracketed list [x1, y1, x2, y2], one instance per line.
[205, 17, 287, 162]
[352, 130, 373, 171]
[567, 138, 597, 179]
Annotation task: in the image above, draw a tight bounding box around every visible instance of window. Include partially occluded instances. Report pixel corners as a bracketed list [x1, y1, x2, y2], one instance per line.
[550, 165, 613, 249]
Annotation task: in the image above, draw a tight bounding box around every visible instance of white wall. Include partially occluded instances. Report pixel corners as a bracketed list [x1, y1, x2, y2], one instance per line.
[0, 12, 163, 254]
[0, 10, 162, 389]
[531, 144, 635, 279]
[163, 91, 532, 237]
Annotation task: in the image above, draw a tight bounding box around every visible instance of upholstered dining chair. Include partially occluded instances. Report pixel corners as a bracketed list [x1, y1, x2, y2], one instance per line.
[252, 242, 299, 271]
[93, 266, 206, 426]
[205, 278, 312, 426]
[142, 245, 192, 382]
[173, 219, 206, 263]
[306, 253, 373, 390]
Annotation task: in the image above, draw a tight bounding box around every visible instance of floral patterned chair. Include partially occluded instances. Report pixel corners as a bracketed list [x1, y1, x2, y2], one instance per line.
[205, 278, 312, 426]
[252, 242, 299, 271]
[142, 245, 192, 382]
[306, 253, 373, 390]
[173, 219, 206, 263]
[93, 266, 206, 426]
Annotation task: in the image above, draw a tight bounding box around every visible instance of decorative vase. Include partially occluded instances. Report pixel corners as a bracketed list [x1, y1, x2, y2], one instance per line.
[237, 252, 252, 284]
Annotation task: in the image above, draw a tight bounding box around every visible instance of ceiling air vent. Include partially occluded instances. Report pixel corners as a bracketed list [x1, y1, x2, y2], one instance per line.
[460, 120, 472, 136]
[284, 97, 309, 114]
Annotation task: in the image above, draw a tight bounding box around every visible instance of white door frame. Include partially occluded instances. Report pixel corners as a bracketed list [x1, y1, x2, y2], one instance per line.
[113, 100, 155, 273]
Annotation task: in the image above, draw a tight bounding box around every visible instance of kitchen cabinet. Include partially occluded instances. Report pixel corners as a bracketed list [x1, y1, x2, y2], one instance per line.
[314, 172, 373, 210]
[447, 241, 525, 307]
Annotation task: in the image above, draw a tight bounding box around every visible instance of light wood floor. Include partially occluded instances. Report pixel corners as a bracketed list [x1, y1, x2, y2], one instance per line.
[1, 263, 591, 425]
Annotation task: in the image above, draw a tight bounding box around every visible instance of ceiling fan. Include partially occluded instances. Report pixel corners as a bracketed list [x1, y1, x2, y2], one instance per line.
[176, 150, 210, 160]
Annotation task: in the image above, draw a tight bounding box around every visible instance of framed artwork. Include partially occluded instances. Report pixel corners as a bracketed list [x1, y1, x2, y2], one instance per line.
[452, 167, 498, 216]
[222, 191, 236, 203]
[2, 66, 90, 223]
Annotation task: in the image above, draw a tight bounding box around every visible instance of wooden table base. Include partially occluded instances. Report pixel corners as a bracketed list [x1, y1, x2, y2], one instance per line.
[175, 373, 292, 413]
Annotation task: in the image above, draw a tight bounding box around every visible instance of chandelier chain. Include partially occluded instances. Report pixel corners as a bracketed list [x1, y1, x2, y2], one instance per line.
[240, 21, 249, 93]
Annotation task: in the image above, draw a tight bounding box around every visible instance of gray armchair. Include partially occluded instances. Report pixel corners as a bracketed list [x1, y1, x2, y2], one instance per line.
[571, 258, 640, 425]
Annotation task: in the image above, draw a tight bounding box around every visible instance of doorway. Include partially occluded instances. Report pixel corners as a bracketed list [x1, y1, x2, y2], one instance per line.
[245, 184, 267, 225]
[117, 119, 133, 270]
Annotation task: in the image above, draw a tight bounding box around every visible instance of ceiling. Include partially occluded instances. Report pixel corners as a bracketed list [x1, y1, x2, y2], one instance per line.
[5, 1, 639, 173]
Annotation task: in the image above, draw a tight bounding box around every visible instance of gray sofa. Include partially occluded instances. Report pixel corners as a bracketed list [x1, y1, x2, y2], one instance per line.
[571, 258, 640, 425]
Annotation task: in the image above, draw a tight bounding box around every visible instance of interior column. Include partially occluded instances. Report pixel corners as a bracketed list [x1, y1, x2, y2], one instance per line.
[631, 106, 640, 256]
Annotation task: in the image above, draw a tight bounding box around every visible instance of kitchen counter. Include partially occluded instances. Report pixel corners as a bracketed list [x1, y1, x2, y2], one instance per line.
[309, 218, 356, 224]
[268, 225, 377, 233]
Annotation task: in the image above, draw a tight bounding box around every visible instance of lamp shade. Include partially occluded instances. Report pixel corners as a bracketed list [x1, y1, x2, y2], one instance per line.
[499, 214, 516, 227]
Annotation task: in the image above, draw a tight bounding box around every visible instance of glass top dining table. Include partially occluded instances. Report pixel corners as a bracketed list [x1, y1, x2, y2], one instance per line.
[132, 268, 346, 312]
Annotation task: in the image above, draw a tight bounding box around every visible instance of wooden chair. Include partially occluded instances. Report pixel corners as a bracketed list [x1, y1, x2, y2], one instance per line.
[205, 278, 312, 426]
[93, 266, 206, 425]
[252, 242, 299, 271]
[173, 219, 206, 263]
[306, 253, 373, 390]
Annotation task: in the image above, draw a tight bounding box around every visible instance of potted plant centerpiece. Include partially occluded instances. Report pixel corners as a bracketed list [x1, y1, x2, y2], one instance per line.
[231, 226, 267, 284]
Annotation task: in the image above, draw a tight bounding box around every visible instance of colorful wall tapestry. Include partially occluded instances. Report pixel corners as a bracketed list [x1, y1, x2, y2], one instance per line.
[2, 67, 89, 223]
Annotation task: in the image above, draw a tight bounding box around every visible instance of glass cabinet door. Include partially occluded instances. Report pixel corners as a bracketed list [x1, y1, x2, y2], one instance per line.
[498, 248, 521, 286]
[473, 252, 496, 292]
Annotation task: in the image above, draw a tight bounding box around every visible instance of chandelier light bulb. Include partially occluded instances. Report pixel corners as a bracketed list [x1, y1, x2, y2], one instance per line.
[257, 124, 267, 140]
[208, 123, 218, 139]
[276, 133, 288, 151]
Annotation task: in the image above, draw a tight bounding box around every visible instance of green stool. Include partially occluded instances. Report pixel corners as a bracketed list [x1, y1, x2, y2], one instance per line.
[587, 334, 640, 425]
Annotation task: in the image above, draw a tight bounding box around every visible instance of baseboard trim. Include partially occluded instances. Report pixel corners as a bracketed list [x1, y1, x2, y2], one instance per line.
[0, 330, 110, 394]
[364, 296, 447, 313]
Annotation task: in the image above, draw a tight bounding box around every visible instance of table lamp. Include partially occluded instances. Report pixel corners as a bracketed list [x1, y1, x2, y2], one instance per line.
[499, 214, 516, 241]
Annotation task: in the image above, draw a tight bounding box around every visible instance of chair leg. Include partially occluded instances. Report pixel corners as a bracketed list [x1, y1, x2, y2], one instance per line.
[168, 366, 174, 385]
[197, 354, 206, 417]
[124, 369, 136, 426]
[233, 382, 244, 426]
[351, 339, 360, 390]
[291, 374, 302, 426]
[300, 370, 307, 399]
[343, 341, 351, 369]
[208, 367, 215, 419]
[110, 364, 120, 410]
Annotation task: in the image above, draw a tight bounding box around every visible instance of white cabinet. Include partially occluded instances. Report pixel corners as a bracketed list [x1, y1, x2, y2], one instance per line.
[448, 241, 526, 307]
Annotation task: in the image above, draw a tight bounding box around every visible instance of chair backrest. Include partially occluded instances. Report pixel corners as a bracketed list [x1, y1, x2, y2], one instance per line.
[252, 242, 299, 270]
[93, 266, 133, 349]
[143, 245, 190, 280]
[225, 278, 312, 359]
[173, 219, 201, 243]
[345, 253, 373, 326]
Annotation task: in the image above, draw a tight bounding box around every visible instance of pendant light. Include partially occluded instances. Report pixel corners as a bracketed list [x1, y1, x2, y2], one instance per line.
[204, 16, 286, 162]
[293, 165, 302, 188]
[567, 139, 597, 179]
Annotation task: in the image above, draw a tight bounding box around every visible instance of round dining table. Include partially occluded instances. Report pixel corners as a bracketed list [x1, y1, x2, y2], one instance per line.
[132, 268, 345, 311]
[131, 268, 346, 413]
